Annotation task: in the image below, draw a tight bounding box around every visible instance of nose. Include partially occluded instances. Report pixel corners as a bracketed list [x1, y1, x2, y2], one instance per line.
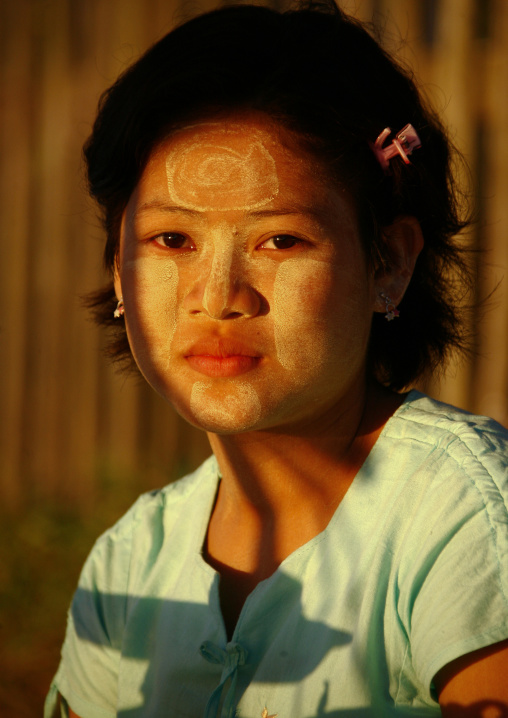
[186, 242, 261, 320]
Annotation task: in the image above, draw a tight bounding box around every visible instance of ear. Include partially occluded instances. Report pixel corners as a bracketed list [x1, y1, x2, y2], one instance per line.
[373, 215, 424, 313]
[113, 256, 122, 301]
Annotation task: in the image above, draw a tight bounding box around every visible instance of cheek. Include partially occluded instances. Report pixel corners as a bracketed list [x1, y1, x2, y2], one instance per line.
[273, 259, 335, 372]
[123, 257, 179, 369]
[272, 258, 372, 373]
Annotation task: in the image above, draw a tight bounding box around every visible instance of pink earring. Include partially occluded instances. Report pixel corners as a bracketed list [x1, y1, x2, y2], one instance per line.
[380, 293, 399, 321]
[113, 298, 124, 318]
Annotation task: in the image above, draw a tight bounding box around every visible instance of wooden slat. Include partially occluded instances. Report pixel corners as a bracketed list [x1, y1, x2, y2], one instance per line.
[0, 0, 32, 509]
[56, 0, 107, 507]
[472, 0, 508, 424]
[22, 0, 75, 499]
[418, 0, 478, 409]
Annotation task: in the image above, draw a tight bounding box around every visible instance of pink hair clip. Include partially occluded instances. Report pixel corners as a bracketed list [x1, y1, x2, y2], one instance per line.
[370, 124, 421, 172]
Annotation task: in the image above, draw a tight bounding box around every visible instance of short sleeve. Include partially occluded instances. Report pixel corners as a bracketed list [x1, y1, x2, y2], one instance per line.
[398, 428, 508, 698]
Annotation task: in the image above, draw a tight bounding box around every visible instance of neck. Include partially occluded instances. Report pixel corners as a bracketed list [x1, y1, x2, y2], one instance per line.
[203, 380, 405, 635]
[208, 380, 401, 515]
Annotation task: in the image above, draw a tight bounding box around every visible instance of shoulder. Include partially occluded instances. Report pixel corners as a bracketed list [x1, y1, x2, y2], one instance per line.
[382, 394, 508, 693]
[78, 455, 219, 593]
[391, 390, 508, 444]
[98, 454, 218, 543]
[382, 391, 508, 569]
[386, 390, 508, 490]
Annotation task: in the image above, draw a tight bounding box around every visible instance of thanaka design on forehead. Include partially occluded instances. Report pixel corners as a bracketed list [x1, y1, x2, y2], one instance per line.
[165, 123, 279, 211]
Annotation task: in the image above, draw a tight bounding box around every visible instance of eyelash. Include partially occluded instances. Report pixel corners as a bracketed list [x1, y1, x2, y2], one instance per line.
[152, 232, 192, 249]
[259, 235, 303, 251]
[150, 233, 304, 252]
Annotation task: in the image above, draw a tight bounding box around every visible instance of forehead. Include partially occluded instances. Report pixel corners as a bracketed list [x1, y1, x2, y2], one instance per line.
[164, 121, 281, 211]
[127, 114, 361, 239]
[139, 116, 336, 207]
[159, 116, 299, 166]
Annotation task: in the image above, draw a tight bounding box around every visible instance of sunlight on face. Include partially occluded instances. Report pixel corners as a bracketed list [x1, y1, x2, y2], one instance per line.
[117, 114, 376, 434]
[165, 123, 279, 211]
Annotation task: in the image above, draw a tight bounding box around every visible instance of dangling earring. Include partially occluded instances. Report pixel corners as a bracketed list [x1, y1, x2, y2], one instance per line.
[113, 298, 124, 318]
[380, 293, 399, 321]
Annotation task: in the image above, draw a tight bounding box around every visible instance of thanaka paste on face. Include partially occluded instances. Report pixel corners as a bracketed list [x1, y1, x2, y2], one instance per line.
[123, 257, 179, 372]
[273, 258, 330, 374]
[190, 380, 262, 432]
[162, 123, 273, 430]
[202, 222, 240, 318]
[181, 221, 265, 431]
[120, 117, 374, 434]
[166, 123, 279, 211]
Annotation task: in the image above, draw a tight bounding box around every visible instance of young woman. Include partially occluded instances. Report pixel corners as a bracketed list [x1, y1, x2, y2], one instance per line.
[46, 3, 508, 716]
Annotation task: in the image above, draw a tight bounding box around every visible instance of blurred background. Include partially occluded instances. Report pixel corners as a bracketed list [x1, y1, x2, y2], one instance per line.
[0, 0, 507, 714]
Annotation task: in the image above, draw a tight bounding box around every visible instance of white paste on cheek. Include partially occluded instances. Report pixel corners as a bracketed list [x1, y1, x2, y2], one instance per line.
[273, 251, 374, 389]
[273, 258, 331, 374]
[123, 257, 179, 372]
[190, 380, 262, 432]
[165, 124, 279, 211]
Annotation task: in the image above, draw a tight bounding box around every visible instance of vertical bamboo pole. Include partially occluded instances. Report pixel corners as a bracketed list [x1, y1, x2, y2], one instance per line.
[0, 0, 32, 509]
[21, 0, 77, 499]
[473, 0, 508, 425]
[57, 0, 110, 507]
[414, 0, 478, 410]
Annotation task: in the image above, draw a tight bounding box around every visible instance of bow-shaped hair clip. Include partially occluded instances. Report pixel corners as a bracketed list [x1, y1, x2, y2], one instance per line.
[370, 124, 421, 173]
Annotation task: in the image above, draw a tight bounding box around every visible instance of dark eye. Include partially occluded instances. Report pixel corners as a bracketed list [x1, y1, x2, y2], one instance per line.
[153, 232, 189, 249]
[262, 235, 301, 250]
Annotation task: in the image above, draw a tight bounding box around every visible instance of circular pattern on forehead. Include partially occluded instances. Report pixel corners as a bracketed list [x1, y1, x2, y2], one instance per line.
[166, 124, 279, 211]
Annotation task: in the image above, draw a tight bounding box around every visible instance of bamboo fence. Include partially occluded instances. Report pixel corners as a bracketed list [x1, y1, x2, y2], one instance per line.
[1, 0, 507, 512]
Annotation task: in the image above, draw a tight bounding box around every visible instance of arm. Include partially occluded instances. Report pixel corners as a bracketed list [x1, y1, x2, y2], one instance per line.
[435, 639, 508, 717]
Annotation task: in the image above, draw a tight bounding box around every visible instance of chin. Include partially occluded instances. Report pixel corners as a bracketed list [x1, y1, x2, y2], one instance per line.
[186, 380, 263, 434]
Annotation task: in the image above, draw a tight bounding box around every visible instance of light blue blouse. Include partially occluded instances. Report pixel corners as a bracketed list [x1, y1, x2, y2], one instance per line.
[45, 391, 508, 718]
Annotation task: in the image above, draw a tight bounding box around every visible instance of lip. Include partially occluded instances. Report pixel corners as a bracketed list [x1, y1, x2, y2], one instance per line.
[186, 355, 260, 377]
[184, 337, 262, 377]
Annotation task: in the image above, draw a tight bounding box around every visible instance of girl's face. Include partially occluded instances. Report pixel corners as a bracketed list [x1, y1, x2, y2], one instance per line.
[117, 114, 378, 434]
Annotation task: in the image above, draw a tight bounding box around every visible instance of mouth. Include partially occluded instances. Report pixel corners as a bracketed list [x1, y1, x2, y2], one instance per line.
[184, 338, 262, 378]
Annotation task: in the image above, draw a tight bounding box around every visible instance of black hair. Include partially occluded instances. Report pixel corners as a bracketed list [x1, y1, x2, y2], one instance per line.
[84, 0, 472, 390]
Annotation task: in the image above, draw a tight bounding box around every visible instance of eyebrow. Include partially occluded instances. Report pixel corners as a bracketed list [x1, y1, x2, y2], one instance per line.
[248, 206, 323, 220]
[135, 202, 202, 217]
[134, 201, 330, 223]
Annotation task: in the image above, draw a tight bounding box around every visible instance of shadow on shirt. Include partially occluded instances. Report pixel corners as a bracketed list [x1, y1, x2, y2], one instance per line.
[68, 573, 508, 717]
[70, 572, 357, 716]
